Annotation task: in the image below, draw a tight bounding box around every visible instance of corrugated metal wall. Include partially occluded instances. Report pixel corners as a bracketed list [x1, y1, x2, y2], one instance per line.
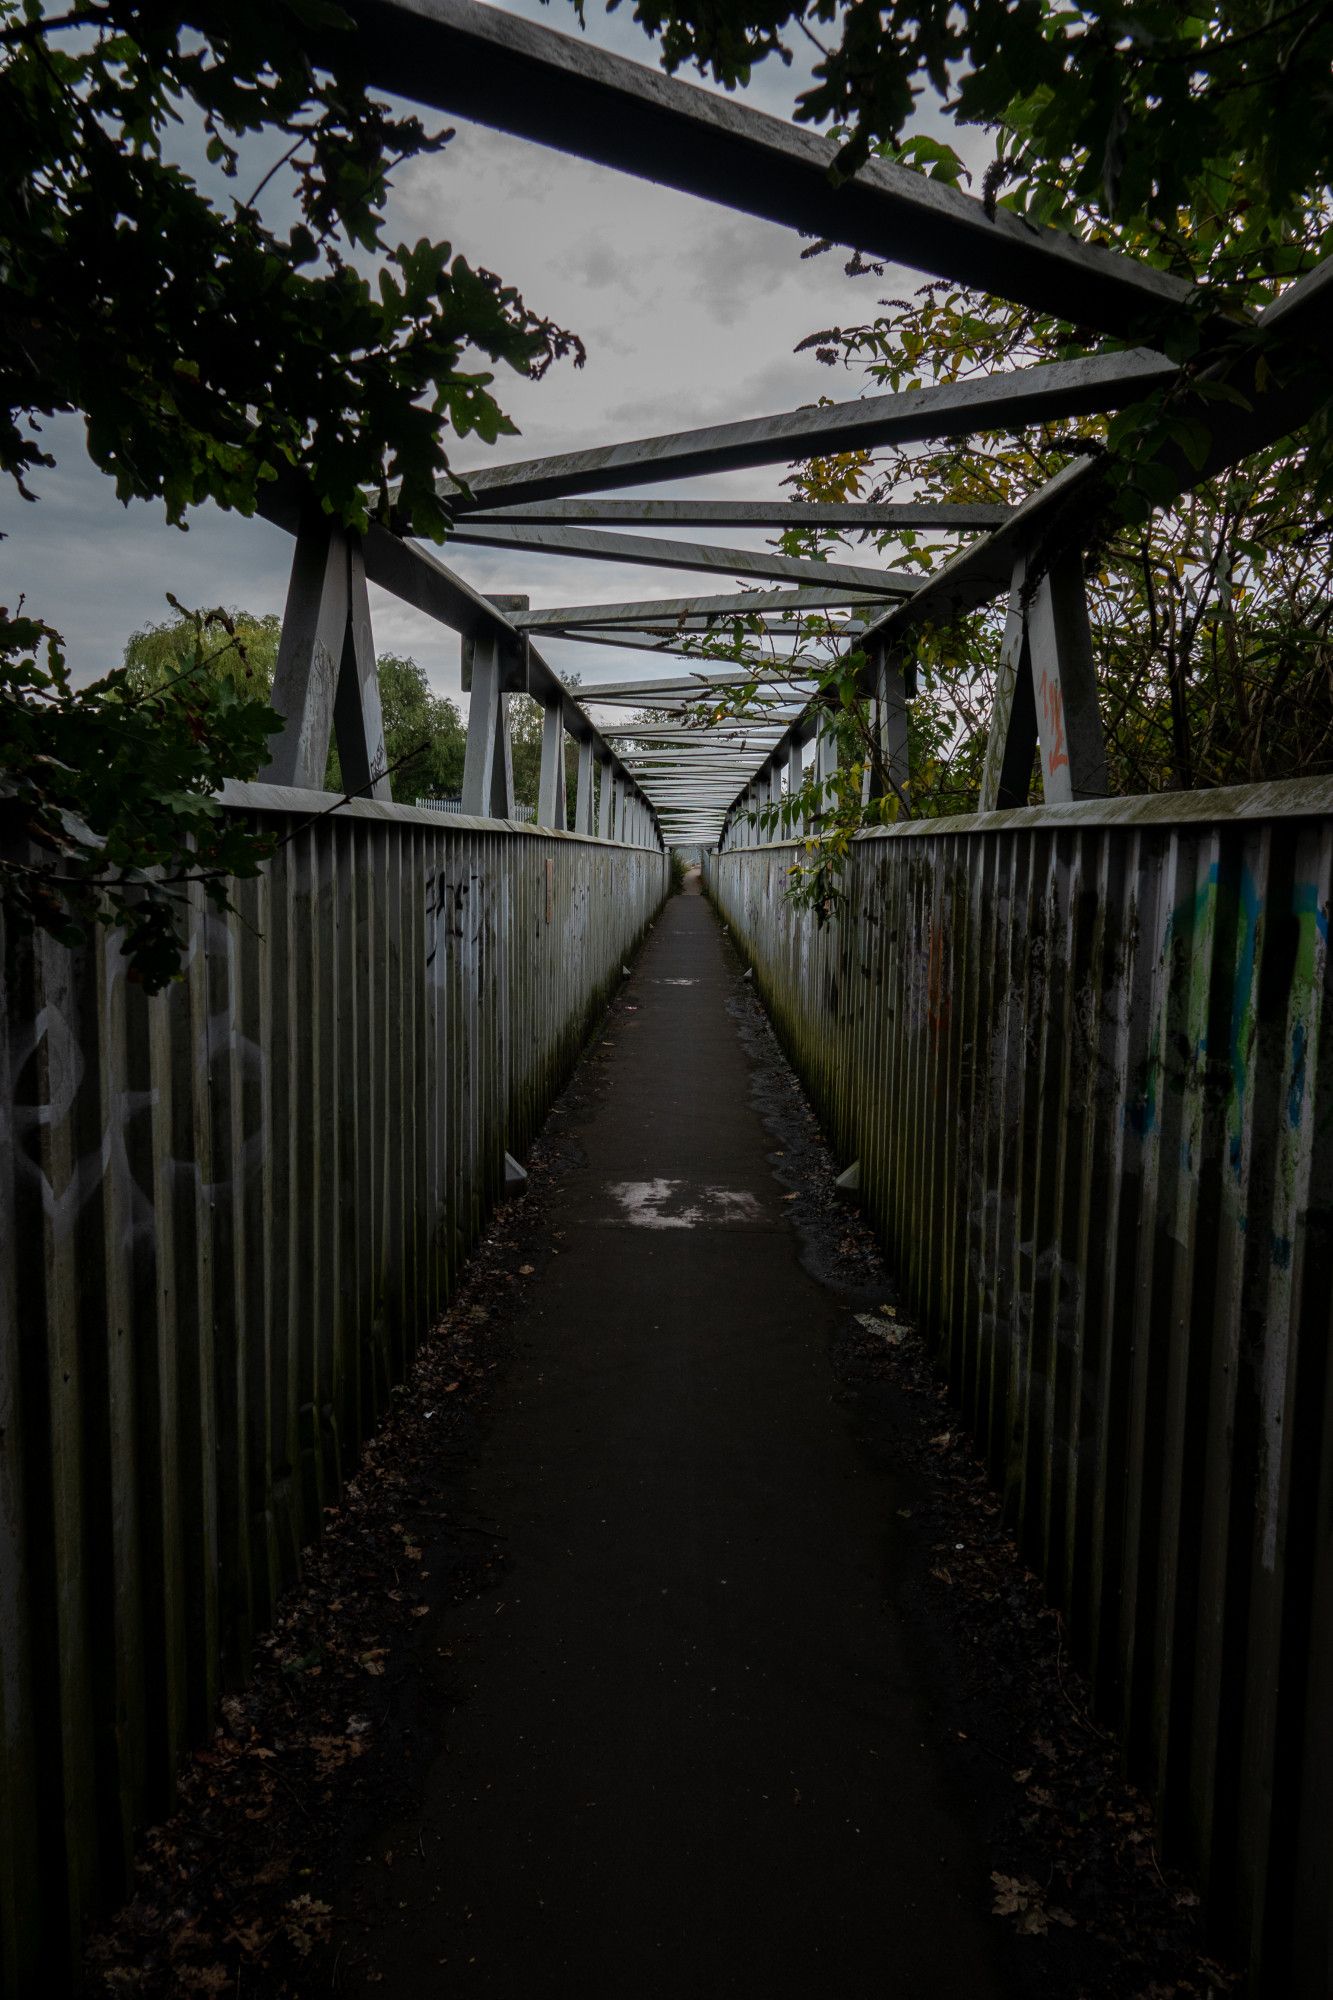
[0, 786, 668, 1987]
[706, 777, 1333, 1996]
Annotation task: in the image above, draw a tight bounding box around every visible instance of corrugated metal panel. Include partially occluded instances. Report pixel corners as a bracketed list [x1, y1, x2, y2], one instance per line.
[706, 776, 1333, 1996]
[0, 791, 667, 1985]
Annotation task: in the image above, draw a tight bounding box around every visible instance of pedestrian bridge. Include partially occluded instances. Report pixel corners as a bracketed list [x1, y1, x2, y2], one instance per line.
[4, 3, 1331, 1993]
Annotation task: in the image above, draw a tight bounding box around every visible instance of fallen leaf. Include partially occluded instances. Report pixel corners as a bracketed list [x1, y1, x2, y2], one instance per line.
[284, 1895, 332, 1957]
[989, 1872, 1075, 1936]
[176, 1970, 231, 1995]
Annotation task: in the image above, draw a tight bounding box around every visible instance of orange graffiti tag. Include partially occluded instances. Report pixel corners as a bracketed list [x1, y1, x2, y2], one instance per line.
[1039, 667, 1070, 775]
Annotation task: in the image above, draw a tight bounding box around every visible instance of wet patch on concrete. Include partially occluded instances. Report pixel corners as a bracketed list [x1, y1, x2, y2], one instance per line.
[603, 1178, 766, 1228]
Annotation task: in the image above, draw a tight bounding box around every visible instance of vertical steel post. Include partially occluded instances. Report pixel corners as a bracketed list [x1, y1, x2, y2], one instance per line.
[462, 634, 516, 818]
[978, 557, 1040, 812]
[787, 735, 805, 839]
[864, 644, 909, 814]
[1028, 552, 1109, 803]
[537, 700, 568, 829]
[266, 511, 391, 798]
[574, 737, 595, 835]
[333, 538, 392, 802]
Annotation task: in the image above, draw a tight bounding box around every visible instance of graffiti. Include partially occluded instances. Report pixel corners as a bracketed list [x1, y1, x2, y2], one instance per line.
[1037, 667, 1070, 777]
[425, 866, 488, 978]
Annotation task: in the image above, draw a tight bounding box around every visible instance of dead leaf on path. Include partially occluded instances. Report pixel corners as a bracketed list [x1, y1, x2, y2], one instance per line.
[225, 1917, 270, 1956]
[284, 1895, 332, 1957]
[855, 1311, 904, 1345]
[308, 1734, 367, 1776]
[990, 1873, 1076, 1936]
[175, 1970, 231, 1995]
[519, 1265, 535, 1276]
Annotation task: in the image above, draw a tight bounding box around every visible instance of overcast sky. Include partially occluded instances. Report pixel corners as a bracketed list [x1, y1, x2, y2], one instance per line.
[1, 0, 990, 715]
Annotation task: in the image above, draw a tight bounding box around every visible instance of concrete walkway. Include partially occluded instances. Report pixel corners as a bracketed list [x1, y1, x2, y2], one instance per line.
[352, 877, 1012, 1995]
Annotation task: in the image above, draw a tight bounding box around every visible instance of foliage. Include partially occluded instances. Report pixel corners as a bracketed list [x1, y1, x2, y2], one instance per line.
[0, 603, 282, 992]
[125, 606, 468, 800]
[2, 0, 582, 536]
[507, 695, 546, 814]
[124, 608, 284, 697]
[506, 674, 587, 817]
[1, 0, 583, 982]
[604, 0, 1333, 288]
[324, 654, 466, 800]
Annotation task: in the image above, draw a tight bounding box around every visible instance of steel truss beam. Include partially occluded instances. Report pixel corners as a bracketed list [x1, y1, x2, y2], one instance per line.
[446, 351, 1177, 514]
[466, 500, 1012, 530]
[517, 585, 905, 631]
[448, 518, 909, 593]
[350, 0, 1196, 339]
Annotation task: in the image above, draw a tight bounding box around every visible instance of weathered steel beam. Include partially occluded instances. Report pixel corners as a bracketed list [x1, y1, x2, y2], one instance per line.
[468, 499, 1012, 530]
[461, 632, 516, 818]
[537, 699, 569, 829]
[573, 737, 596, 835]
[348, 0, 1196, 338]
[545, 627, 817, 658]
[449, 518, 911, 593]
[334, 539, 393, 802]
[518, 584, 906, 630]
[581, 667, 817, 698]
[863, 645, 909, 808]
[1027, 554, 1109, 802]
[266, 514, 392, 798]
[447, 351, 1178, 513]
[977, 563, 1039, 813]
[265, 513, 351, 790]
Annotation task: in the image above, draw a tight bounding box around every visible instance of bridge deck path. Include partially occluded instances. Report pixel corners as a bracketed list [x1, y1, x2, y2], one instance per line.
[350, 873, 1012, 1995]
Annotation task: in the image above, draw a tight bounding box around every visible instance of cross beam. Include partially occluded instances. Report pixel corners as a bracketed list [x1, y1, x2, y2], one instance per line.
[465, 500, 1012, 530]
[517, 584, 906, 630]
[448, 518, 911, 594]
[446, 350, 1177, 513]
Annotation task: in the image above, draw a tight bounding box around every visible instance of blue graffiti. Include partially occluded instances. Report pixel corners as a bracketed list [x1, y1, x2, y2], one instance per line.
[1288, 1020, 1308, 1130]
